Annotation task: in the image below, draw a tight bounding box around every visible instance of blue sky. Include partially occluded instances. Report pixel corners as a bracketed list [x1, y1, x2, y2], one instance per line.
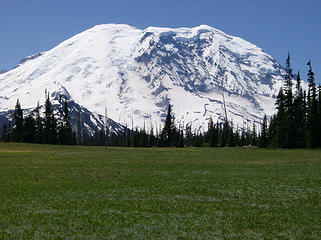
[1, 0, 320, 83]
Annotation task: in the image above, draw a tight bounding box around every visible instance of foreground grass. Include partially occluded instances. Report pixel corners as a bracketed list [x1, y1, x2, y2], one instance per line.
[0, 143, 320, 239]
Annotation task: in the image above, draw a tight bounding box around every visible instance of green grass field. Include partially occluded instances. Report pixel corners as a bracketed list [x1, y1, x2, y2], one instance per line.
[0, 143, 320, 239]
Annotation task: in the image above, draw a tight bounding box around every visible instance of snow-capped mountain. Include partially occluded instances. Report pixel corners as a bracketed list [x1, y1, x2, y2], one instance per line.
[0, 24, 290, 132]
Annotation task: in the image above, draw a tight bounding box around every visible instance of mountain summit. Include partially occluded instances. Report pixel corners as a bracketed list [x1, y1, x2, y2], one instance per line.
[0, 24, 286, 131]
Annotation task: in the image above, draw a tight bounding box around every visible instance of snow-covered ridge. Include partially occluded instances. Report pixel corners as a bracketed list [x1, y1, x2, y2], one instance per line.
[18, 52, 46, 65]
[0, 23, 295, 131]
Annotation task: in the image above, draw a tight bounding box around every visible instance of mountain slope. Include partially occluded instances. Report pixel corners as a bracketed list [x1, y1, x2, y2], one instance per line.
[0, 24, 291, 131]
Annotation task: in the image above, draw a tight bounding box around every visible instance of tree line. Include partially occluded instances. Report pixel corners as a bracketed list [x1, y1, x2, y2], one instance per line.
[99, 105, 258, 148]
[260, 55, 321, 148]
[0, 55, 320, 148]
[0, 94, 258, 148]
[1, 91, 76, 145]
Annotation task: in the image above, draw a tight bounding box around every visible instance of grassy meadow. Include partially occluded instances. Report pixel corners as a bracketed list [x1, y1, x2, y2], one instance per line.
[0, 142, 320, 239]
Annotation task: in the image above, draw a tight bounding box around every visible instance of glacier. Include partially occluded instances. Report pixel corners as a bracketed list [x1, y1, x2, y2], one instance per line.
[0, 23, 293, 133]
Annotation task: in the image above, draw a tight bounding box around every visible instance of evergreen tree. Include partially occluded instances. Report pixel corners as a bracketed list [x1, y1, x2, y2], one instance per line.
[240, 132, 246, 146]
[227, 124, 235, 147]
[234, 129, 240, 147]
[148, 127, 155, 147]
[176, 127, 184, 148]
[307, 60, 317, 100]
[126, 128, 132, 147]
[12, 99, 24, 142]
[180, 129, 185, 147]
[120, 128, 126, 147]
[141, 124, 148, 147]
[22, 115, 36, 143]
[57, 96, 65, 144]
[35, 102, 43, 144]
[284, 53, 293, 99]
[43, 92, 51, 143]
[296, 71, 301, 93]
[293, 72, 306, 147]
[133, 127, 140, 147]
[283, 53, 295, 147]
[185, 125, 193, 147]
[306, 61, 319, 148]
[220, 121, 230, 147]
[251, 123, 257, 146]
[273, 88, 287, 147]
[43, 91, 57, 144]
[110, 132, 119, 146]
[63, 99, 73, 144]
[193, 131, 203, 147]
[267, 115, 275, 146]
[99, 129, 105, 146]
[160, 104, 176, 147]
[76, 111, 82, 145]
[208, 117, 218, 147]
[259, 115, 268, 148]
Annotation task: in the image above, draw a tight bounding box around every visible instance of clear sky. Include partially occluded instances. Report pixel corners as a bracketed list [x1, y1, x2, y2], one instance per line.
[1, 0, 320, 83]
